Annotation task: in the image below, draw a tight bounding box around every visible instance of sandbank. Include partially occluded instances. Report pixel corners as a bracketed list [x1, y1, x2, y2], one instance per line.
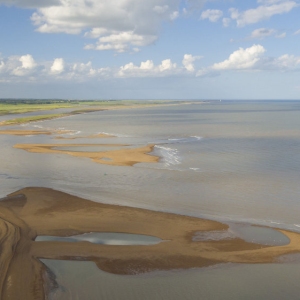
[55, 133, 115, 140]
[0, 129, 75, 136]
[14, 143, 159, 166]
[1, 187, 300, 299]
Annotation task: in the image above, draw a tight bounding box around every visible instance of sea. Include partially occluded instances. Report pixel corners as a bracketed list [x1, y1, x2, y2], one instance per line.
[1, 100, 300, 299]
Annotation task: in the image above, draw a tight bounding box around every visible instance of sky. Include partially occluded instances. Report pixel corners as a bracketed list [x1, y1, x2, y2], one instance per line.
[0, 0, 300, 100]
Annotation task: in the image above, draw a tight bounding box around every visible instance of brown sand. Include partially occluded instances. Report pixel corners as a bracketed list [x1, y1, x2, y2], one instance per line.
[0, 130, 53, 136]
[55, 133, 115, 140]
[0, 129, 75, 136]
[14, 143, 159, 166]
[1, 187, 300, 299]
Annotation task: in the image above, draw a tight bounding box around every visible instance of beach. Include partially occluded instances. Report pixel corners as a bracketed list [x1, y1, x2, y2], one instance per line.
[2, 187, 300, 299]
[1, 101, 300, 299]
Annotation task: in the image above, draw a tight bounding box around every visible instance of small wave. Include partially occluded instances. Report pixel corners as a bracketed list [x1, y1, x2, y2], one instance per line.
[67, 130, 81, 136]
[33, 125, 44, 129]
[294, 224, 300, 228]
[154, 145, 181, 168]
[190, 168, 200, 171]
[99, 131, 131, 138]
[191, 136, 202, 140]
[167, 136, 202, 144]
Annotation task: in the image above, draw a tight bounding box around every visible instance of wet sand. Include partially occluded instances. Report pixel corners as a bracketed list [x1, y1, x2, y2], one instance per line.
[14, 143, 158, 166]
[0, 129, 75, 136]
[55, 133, 115, 140]
[2, 187, 300, 299]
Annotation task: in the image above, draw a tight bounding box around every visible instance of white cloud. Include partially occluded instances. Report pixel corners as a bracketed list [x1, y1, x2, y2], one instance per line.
[294, 29, 300, 35]
[170, 11, 179, 20]
[153, 5, 169, 14]
[1, 0, 208, 53]
[276, 32, 286, 38]
[0, 0, 58, 8]
[185, 0, 206, 11]
[251, 28, 276, 39]
[212, 45, 266, 70]
[12, 54, 37, 76]
[1, 50, 300, 83]
[159, 59, 176, 71]
[85, 31, 157, 53]
[273, 54, 300, 68]
[230, 1, 298, 27]
[250, 28, 286, 39]
[19, 54, 37, 69]
[118, 59, 177, 77]
[27, 0, 185, 52]
[197, 44, 300, 76]
[50, 58, 64, 74]
[182, 54, 202, 71]
[222, 18, 231, 27]
[200, 9, 223, 22]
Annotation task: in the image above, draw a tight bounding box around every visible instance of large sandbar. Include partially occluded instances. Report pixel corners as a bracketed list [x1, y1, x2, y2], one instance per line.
[1, 187, 300, 299]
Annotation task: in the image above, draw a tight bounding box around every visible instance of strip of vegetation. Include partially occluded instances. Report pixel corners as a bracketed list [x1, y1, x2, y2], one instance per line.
[0, 114, 67, 126]
[0, 99, 177, 126]
[0, 99, 121, 115]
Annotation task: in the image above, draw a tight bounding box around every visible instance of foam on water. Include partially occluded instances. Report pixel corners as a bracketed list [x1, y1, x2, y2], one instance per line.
[154, 145, 181, 168]
[166, 136, 202, 144]
[98, 131, 131, 138]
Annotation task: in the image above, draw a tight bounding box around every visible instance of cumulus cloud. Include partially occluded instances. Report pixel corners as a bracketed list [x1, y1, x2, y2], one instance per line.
[1, 50, 300, 82]
[229, 1, 298, 27]
[0, 0, 59, 8]
[182, 54, 202, 71]
[118, 59, 177, 77]
[222, 18, 231, 27]
[1, 0, 208, 52]
[50, 58, 64, 74]
[197, 44, 300, 76]
[212, 45, 266, 70]
[12, 54, 37, 76]
[27, 0, 185, 52]
[84, 31, 157, 53]
[274, 54, 300, 68]
[200, 9, 223, 22]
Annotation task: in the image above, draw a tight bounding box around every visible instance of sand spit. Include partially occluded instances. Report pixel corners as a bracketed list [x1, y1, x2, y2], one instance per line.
[0, 130, 52, 136]
[55, 133, 115, 140]
[14, 143, 158, 166]
[0, 129, 76, 136]
[2, 187, 300, 298]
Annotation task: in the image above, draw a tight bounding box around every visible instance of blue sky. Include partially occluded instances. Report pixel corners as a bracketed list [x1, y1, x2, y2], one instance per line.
[0, 0, 300, 99]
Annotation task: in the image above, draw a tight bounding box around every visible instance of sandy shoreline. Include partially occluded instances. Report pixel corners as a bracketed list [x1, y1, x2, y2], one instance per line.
[1, 187, 300, 299]
[14, 143, 159, 166]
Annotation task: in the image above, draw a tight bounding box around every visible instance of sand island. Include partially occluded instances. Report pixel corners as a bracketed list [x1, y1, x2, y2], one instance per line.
[1, 187, 300, 299]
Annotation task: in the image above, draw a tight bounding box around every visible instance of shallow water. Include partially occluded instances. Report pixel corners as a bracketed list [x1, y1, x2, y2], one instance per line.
[43, 259, 300, 300]
[2, 100, 300, 298]
[2, 101, 300, 228]
[36, 232, 163, 245]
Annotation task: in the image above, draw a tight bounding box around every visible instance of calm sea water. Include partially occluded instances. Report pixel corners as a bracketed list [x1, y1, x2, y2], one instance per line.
[1, 100, 300, 299]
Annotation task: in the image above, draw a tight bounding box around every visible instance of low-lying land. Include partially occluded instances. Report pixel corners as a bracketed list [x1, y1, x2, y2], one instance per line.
[14, 143, 158, 166]
[1, 187, 300, 299]
[0, 99, 199, 126]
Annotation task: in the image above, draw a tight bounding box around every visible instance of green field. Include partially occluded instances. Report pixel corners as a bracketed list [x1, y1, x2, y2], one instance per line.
[0, 99, 120, 115]
[0, 99, 172, 126]
[0, 114, 67, 126]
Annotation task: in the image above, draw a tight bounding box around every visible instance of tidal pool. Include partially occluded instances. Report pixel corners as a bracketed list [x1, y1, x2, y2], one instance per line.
[193, 223, 290, 246]
[36, 232, 163, 246]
